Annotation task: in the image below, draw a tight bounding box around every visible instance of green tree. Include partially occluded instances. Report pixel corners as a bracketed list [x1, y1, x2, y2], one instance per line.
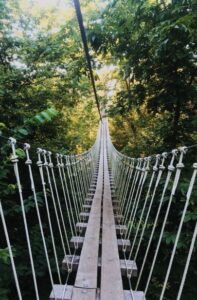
[0, 0, 99, 298]
[89, 0, 197, 154]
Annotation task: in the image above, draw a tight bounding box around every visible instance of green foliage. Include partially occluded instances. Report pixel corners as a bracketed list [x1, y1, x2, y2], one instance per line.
[0, 0, 99, 298]
[0, 248, 13, 300]
[89, 0, 197, 154]
[0, 0, 196, 299]
[88, 0, 197, 299]
[0, 248, 10, 264]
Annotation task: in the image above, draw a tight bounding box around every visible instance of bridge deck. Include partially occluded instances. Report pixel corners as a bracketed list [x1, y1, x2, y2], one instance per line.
[100, 128, 124, 300]
[50, 120, 145, 300]
[72, 128, 104, 299]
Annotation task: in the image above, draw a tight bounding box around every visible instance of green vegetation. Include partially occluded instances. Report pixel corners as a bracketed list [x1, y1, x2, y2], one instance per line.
[89, 0, 197, 156]
[0, 0, 196, 299]
[0, 0, 99, 153]
[0, 0, 99, 298]
[88, 1, 197, 299]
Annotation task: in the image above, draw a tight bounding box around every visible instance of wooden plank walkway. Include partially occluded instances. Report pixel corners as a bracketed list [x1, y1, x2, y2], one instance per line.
[70, 236, 131, 252]
[50, 120, 145, 300]
[62, 255, 137, 277]
[72, 126, 104, 299]
[100, 122, 124, 300]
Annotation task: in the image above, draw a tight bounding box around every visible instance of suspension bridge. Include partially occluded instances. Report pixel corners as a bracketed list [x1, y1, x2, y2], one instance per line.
[0, 118, 196, 300]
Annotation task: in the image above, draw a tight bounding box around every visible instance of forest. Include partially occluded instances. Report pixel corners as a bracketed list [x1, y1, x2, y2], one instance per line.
[0, 0, 196, 299]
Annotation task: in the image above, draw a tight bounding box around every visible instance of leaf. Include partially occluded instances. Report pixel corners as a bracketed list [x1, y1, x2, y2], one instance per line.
[164, 232, 176, 245]
[17, 128, 29, 136]
[40, 111, 51, 121]
[15, 148, 25, 159]
[31, 108, 58, 125]
[0, 248, 10, 264]
[0, 122, 6, 129]
[184, 210, 197, 223]
[46, 107, 58, 117]
[34, 115, 45, 124]
[184, 214, 192, 222]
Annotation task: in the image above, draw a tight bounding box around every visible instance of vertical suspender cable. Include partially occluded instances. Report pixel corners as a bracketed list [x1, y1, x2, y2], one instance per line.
[0, 200, 22, 300]
[24, 144, 56, 299]
[160, 158, 196, 300]
[37, 148, 62, 284]
[9, 138, 40, 300]
[177, 220, 197, 300]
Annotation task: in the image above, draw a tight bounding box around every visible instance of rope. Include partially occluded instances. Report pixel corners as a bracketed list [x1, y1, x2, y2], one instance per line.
[126, 159, 149, 242]
[133, 154, 161, 266]
[0, 200, 22, 300]
[160, 161, 197, 299]
[42, 150, 71, 270]
[123, 159, 142, 228]
[134, 154, 167, 283]
[127, 157, 151, 257]
[65, 155, 80, 223]
[144, 150, 178, 295]
[136, 147, 187, 291]
[48, 151, 72, 256]
[120, 161, 135, 224]
[56, 154, 76, 237]
[71, 156, 83, 213]
[2, 122, 197, 300]
[121, 159, 135, 213]
[37, 148, 62, 284]
[177, 220, 197, 300]
[61, 272, 70, 300]
[9, 138, 40, 300]
[24, 144, 56, 299]
[107, 127, 197, 299]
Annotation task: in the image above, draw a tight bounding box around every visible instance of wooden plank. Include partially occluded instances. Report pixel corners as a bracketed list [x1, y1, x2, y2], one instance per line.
[76, 222, 127, 235]
[89, 188, 96, 192]
[117, 239, 131, 251]
[124, 290, 146, 300]
[86, 193, 94, 198]
[72, 288, 96, 299]
[114, 214, 124, 222]
[113, 206, 122, 214]
[120, 259, 137, 277]
[62, 255, 137, 277]
[100, 121, 124, 300]
[82, 204, 91, 211]
[76, 222, 88, 234]
[80, 212, 90, 221]
[74, 200, 101, 288]
[49, 285, 97, 300]
[115, 224, 127, 235]
[95, 289, 145, 300]
[70, 236, 84, 248]
[84, 199, 93, 205]
[70, 236, 131, 251]
[85, 196, 94, 200]
[62, 255, 80, 272]
[49, 285, 72, 300]
[72, 135, 104, 300]
[80, 212, 90, 217]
